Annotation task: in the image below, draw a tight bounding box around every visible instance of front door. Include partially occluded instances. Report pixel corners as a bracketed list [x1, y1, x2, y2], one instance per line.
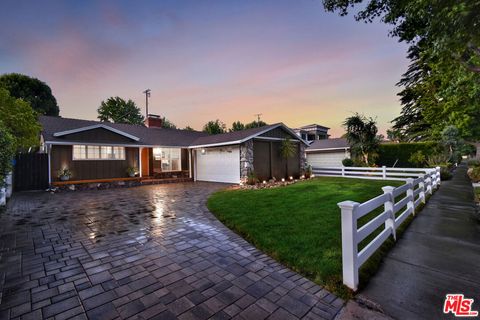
[141, 148, 150, 176]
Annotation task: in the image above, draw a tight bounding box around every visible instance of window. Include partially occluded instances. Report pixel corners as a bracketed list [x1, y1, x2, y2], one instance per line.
[152, 147, 181, 171]
[72, 145, 125, 160]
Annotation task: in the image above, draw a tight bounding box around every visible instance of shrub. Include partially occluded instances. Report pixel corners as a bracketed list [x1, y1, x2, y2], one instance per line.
[468, 166, 480, 182]
[246, 172, 258, 185]
[440, 166, 453, 180]
[376, 142, 437, 167]
[408, 150, 427, 167]
[467, 159, 480, 167]
[342, 158, 354, 167]
[0, 125, 15, 187]
[303, 165, 312, 178]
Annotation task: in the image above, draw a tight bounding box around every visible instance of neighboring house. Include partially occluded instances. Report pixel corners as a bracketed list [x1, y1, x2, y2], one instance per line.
[39, 115, 308, 185]
[293, 124, 330, 142]
[306, 138, 350, 167]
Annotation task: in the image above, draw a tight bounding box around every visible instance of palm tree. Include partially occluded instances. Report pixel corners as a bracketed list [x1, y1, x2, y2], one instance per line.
[343, 113, 379, 165]
[280, 137, 297, 178]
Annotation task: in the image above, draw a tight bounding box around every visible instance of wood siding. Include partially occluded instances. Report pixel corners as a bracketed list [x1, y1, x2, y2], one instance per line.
[50, 145, 139, 181]
[253, 140, 300, 180]
[259, 127, 297, 139]
[59, 127, 136, 144]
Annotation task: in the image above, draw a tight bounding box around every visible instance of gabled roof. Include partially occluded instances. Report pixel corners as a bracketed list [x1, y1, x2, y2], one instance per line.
[40, 116, 209, 147]
[189, 123, 308, 148]
[53, 124, 140, 141]
[307, 138, 349, 151]
[40, 116, 308, 148]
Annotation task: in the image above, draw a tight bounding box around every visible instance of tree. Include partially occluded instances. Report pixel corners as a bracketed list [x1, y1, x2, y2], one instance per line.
[343, 113, 379, 165]
[0, 88, 41, 151]
[230, 121, 245, 132]
[280, 137, 297, 178]
[245, 120, 267, 129]
[97, 97, 144, 125]
[0, 73, 59, 116]
[441, 125, 462, 157]
[386, 128, 406, 143]
[184, 125, 194, 131]
[203, 120, 226, 135]
[323, 0, 480, 142]
[160, 117, 176, 129]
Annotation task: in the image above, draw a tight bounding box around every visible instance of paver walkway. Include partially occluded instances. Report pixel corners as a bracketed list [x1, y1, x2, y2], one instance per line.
[0, 182, 343, 319]
[360, 164, 480, 319]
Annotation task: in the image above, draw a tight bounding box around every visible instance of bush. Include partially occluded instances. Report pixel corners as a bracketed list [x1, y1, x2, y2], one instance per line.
[376, 142, 438, 167]
[408, 150, 427, 167]
[468, 166, 480, 182]
[0, 125, 15, 186]
[246, 172, 258, 185]
[440, 166, 453, 180]
[467, 159, 480, 167]
[342, 158, 354, 167]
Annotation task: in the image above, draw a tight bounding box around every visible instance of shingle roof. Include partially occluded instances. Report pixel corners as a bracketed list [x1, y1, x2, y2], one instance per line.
[307, 138, 349, 151]
[40, 116, 209, 147]
[189, 123, 282, 147]
[40, 116, 305, 148]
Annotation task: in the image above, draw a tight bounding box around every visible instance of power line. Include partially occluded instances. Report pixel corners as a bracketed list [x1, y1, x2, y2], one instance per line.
[254, 113, 262, 127]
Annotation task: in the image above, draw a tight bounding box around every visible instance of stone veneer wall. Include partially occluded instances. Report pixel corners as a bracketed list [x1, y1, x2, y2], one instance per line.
[240, 140, 254, 181]
[299, 143, 307, 172]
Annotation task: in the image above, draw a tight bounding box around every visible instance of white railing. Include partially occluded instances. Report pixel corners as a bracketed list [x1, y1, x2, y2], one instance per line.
[312, 165, 439, 181]
[337, 167, 441, 290]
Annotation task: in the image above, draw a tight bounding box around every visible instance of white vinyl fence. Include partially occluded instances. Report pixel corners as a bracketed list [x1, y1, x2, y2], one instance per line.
[337, 167, 441, 290]
[312, 165, 437, 181]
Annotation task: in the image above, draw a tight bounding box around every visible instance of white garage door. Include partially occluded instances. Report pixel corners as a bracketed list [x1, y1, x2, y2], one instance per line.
[307, 150, 349, 167]
[195, 146, 240, 183]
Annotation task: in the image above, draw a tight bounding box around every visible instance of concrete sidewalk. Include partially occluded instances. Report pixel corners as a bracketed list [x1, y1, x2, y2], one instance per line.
[359, 164, 480, 319]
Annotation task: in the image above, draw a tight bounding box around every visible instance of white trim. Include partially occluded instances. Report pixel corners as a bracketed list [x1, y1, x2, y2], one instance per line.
[45, 141, 187, 149]
[307, 147, 350, 152]
[47, 145, 52, 185]
[139, 147, 143, 178]
[254, 136, 300, 142]
[188, 150, 192, 178]
[189, 141, 242, 149]
[53, 124, 140, 141]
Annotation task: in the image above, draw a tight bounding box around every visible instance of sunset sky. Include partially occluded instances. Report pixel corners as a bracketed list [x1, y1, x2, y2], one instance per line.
[0, 0, 408, 137]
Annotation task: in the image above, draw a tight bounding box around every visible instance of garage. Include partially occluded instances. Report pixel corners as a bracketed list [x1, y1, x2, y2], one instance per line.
[195, 146, 240, 183]
[307, 150, 349, 167]
[306, 138, 350, 167]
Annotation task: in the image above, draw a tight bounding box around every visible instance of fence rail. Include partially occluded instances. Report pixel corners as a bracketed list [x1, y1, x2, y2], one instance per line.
[337, 166, 440, 290]
[312, 165, 437, 181]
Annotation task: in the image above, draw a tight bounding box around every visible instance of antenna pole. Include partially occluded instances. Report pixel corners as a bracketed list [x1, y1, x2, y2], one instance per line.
[254, 113, 263, 127]
[143, 89, 151, 117]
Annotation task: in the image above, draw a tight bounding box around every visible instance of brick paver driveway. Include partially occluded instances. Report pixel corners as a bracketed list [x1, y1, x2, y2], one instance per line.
[0, 182, 343, 320]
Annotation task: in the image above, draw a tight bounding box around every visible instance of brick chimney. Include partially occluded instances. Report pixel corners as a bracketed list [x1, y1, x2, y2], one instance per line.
[145, 114, 163, 128]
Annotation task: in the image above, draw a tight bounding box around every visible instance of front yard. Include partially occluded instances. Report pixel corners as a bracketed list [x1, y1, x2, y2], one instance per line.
[207, 177, 403, 298]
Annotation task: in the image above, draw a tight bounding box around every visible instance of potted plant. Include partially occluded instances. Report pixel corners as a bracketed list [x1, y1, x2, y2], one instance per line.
[126, 167, 138, 177]
[304, 165, 313, 178]
[57, 168, 72, 181]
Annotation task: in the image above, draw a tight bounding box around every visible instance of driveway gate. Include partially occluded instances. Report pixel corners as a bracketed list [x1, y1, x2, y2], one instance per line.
[14, 153, 49, 191]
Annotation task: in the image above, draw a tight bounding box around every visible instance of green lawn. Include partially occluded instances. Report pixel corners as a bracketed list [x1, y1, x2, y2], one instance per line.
[207, 177, 403, 298]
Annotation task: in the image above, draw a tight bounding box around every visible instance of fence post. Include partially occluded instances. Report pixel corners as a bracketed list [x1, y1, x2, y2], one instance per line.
[382, 166, 387, 179]
[382, 186, 396, 241]
[419, 175, 426, 204]
[406, 178, 415, 215]
[425, 172, 433, 195]
[435, 166, 441, 187]
[338, 200, 360, 291]
[342, 166, 345, 177]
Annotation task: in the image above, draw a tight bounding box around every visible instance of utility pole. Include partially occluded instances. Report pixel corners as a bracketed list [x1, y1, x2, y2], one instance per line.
[143, 89, 151, 117]
[254, 113, 262, 127]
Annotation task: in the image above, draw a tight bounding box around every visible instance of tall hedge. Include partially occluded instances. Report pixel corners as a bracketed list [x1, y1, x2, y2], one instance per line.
[376, 142, 438, 167]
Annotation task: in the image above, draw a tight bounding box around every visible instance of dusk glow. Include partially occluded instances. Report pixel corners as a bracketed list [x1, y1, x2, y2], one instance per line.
[0, 0, 408, 136]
